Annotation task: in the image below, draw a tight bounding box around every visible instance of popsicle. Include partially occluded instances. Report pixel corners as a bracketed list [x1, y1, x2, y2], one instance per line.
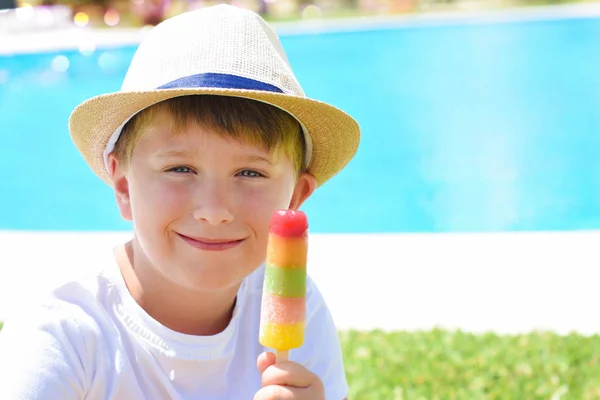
[259, 209, 308, 361]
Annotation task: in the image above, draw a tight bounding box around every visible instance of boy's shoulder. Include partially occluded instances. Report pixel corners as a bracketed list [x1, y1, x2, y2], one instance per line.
[0, 255, 126, 398]
[1, 254, 119, 344]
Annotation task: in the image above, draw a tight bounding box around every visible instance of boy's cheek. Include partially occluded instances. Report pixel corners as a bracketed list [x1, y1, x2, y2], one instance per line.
[237, 192, 285, 231]
[135, 177, 191, 207]
[239, 183, 294, 211]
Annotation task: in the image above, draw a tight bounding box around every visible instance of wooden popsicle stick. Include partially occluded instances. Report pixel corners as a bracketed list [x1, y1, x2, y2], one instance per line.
[275, 349, 289, 362]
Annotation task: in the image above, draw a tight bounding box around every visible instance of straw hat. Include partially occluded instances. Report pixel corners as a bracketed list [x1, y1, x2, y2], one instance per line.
[69, 4, 360, 187]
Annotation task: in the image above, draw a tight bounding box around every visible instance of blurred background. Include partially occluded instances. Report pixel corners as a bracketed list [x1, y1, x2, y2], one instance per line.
[2, 0, 600, 398]
[1, 0, 599, 28]
[0, 0, 558, 26]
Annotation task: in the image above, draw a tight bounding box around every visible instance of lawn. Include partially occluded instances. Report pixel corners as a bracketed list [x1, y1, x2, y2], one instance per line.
[340, 329, 600, 400]
[1, 322, 599, 399]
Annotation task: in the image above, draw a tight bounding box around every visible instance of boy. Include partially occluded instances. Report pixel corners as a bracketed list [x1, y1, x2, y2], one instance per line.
[0, 4, 360, 399]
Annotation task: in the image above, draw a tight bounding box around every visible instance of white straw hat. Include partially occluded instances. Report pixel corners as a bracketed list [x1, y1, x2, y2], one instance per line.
[69, 4, 360, 187]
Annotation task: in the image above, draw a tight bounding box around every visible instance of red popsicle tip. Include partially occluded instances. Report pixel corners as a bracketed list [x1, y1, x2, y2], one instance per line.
[269, 209, 308, 237]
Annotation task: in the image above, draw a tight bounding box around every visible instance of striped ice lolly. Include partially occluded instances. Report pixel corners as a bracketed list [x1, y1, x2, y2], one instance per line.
[259, 209, 308, 360]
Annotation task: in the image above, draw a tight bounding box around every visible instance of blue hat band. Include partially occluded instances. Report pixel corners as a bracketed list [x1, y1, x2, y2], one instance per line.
[157, 72, 285, 93]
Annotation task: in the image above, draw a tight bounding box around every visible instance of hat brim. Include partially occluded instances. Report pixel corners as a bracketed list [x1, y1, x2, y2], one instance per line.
[69, 88, 360, 187]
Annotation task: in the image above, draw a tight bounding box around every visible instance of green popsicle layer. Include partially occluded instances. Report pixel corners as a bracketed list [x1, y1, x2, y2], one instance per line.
[263, 264, 306, 297]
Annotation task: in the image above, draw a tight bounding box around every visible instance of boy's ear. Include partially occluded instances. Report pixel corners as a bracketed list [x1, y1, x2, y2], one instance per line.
[288, 172, 317, 210]
[108, 153, 133, 221]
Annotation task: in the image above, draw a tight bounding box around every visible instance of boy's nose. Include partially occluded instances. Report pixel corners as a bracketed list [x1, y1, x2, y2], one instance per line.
[192, 183, 234, 225]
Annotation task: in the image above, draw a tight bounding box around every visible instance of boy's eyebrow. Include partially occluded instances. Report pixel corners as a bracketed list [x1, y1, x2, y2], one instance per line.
[244, 155, 273, 166]
[153, 150, 196, 159]
[153, 150, 273, 165]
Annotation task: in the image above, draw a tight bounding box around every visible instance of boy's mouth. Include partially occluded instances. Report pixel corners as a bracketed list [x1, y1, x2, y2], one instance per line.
[176, 233, 244, 251]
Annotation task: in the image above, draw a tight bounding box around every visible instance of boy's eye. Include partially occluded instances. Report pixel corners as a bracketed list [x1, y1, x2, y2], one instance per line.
[167, 166, 193, 174]
[238, 170, 265, 178]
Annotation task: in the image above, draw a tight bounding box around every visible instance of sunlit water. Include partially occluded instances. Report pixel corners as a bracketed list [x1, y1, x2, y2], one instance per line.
[2, 15, 600, 233]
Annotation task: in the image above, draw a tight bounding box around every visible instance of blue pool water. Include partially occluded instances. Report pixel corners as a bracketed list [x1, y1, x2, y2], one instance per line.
[2, 15, 600, 233]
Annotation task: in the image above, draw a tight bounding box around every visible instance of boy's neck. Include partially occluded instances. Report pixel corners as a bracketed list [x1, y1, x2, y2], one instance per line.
[114, 241, 239, 336]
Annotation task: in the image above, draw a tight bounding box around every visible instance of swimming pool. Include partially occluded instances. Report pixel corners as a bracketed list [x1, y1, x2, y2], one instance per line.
[2, 12, 600, 234]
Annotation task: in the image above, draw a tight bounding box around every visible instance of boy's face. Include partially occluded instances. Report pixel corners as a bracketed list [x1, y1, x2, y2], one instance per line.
[109, 110, 316, 293]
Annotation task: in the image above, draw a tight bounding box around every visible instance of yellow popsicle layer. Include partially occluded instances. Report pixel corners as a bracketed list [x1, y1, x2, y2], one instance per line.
[259, 321, 305, 350]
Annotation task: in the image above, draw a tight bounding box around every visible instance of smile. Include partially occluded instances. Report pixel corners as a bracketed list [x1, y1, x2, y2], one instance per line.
[177, 233, 244, 251]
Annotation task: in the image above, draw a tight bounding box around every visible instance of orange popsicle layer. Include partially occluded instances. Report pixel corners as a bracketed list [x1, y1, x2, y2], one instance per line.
[266, 232, 308, 268]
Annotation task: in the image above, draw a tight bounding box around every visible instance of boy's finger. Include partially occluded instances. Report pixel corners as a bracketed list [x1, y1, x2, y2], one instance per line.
[254, 385, 310, 400]
[261, 362, 314, 388]
[257, 352, 276, 375]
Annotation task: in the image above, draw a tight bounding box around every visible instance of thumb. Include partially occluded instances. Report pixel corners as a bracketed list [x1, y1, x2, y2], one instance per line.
[256, 351, 276, 375]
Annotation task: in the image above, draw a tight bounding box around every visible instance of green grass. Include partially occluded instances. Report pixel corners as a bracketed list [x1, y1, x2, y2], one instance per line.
[2, 322, 600, 398]
[340, 329, 600, 400]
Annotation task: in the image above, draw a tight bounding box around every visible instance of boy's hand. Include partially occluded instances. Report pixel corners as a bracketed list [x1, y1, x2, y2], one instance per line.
[254, 352, 325, 400]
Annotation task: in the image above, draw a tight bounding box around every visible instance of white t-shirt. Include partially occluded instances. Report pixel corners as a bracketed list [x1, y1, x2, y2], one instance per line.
[0, 255, 349, 400]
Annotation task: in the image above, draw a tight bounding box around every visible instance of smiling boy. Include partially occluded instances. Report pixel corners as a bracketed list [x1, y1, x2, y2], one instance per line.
[0, 5, 360, 400]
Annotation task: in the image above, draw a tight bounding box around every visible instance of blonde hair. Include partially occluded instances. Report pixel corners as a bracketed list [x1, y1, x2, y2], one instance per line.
[112, 95, 306, 174]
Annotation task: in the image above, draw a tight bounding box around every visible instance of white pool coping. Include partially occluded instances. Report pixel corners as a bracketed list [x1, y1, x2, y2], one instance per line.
[1, 2, 600, 55]
[1, 230, 600, 334]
